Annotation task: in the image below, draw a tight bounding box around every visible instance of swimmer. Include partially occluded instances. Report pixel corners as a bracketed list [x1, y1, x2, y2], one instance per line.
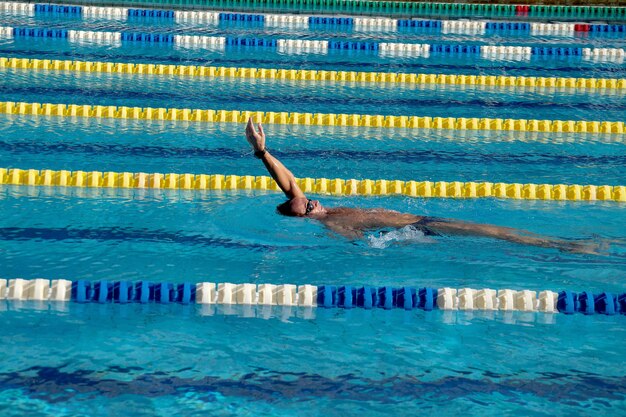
[245, 118, 598, 254]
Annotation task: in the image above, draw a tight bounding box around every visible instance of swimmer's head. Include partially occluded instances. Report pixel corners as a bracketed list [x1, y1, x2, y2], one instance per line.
[277, 197, 326, 217]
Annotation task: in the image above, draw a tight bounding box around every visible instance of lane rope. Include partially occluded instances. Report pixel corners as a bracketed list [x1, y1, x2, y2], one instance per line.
[0, 101, 624, 134]
[1, 25, 625, 63]
[1, 1, 625, 21]
[1, 278, 623, 316]
[1, 2, 625, 38]
[1, 167, 625, 202]
[1, 56, 624, 91]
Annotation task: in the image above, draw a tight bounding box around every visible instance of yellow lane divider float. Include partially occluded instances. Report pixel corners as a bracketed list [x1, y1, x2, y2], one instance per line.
[1, 57, 624, 91]
[0, 101, 624, 134]
[1, 168, 625, 202]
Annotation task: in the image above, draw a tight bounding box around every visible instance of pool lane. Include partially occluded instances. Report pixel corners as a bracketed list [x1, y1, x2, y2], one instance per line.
[0, 68, 623, 121]
[1, 186, 625, 292]
[0, 117, 624, 186]
[1, 39, 623, 79]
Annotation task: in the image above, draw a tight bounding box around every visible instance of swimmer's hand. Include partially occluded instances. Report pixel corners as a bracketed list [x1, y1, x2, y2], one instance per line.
[245, 117, 266, 153]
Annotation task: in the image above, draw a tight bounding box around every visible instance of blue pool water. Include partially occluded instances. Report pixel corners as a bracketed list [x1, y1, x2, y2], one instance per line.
[1, 303, 625, 416]
[0, 5, 625, 416]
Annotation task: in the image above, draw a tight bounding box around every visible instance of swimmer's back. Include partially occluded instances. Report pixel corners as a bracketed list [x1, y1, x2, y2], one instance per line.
[320, 207, 422, 230]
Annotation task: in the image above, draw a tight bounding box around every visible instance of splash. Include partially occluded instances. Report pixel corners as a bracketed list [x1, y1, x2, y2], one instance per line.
[367, 225, 437, 249]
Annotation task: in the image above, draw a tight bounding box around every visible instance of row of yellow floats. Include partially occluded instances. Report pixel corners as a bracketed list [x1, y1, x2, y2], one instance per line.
[0, 101, 623, 134]
[1, 57, 624, 90]
[1, 168, 625, 201]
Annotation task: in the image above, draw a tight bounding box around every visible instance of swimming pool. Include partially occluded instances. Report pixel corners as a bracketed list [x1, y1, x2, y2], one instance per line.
[0, 1, 625, 415]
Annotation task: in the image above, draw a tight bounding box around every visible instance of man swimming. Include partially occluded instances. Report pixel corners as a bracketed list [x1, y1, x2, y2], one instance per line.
[245, 118, 597, 254]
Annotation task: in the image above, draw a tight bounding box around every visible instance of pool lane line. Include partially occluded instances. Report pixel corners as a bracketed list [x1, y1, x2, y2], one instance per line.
[3, 2, 626, 39]
[1, 26, 625, 63]
[0, 100, 624, 135]
[1, 168, 625, 202]
[1, 57, 624, 91]
[1, 278, 623, 316]
[2, 1, 625, 22]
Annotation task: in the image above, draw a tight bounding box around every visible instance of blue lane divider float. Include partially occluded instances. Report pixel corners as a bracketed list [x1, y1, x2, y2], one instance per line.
[219, 12, 265, 23]
[1, 278, 625, 316]
[485, 22, 531, 34]
[127, 8, 175, 20]
[531, 46, 583, 56]
[34, 4, 82, 16]
[430, 44, 481, 54]
[120, 32, 175, 43]
[4, 3, 624, 38]
[12, 27, 69, 38]
[309, 16, 354, 26]
[557, 290, 621, 315]
[225, 36, 277, 47]
[70, 279, 197, 304]
[327, 40, 379, 51]
[397, 19, 441, 28]
[589, 24, 626, 33]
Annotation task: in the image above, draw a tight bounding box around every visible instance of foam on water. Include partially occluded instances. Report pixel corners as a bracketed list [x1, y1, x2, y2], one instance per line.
[366, 225, 437, 249]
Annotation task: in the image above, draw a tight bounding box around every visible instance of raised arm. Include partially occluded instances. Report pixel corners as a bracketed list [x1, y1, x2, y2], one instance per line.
[245, 118, 305, 200]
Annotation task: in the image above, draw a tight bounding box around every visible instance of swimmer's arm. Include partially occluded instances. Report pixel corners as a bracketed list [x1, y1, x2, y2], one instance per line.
[260, 151, 306, 200]
[246, 118, 305, 200]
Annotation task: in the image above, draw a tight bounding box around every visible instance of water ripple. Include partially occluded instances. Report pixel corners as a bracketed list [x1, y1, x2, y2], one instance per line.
[0, 86, 623, 113]
[2, 366, 624, 406]
[2, 140, 625, 168]
[0, 226, 306, 252]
